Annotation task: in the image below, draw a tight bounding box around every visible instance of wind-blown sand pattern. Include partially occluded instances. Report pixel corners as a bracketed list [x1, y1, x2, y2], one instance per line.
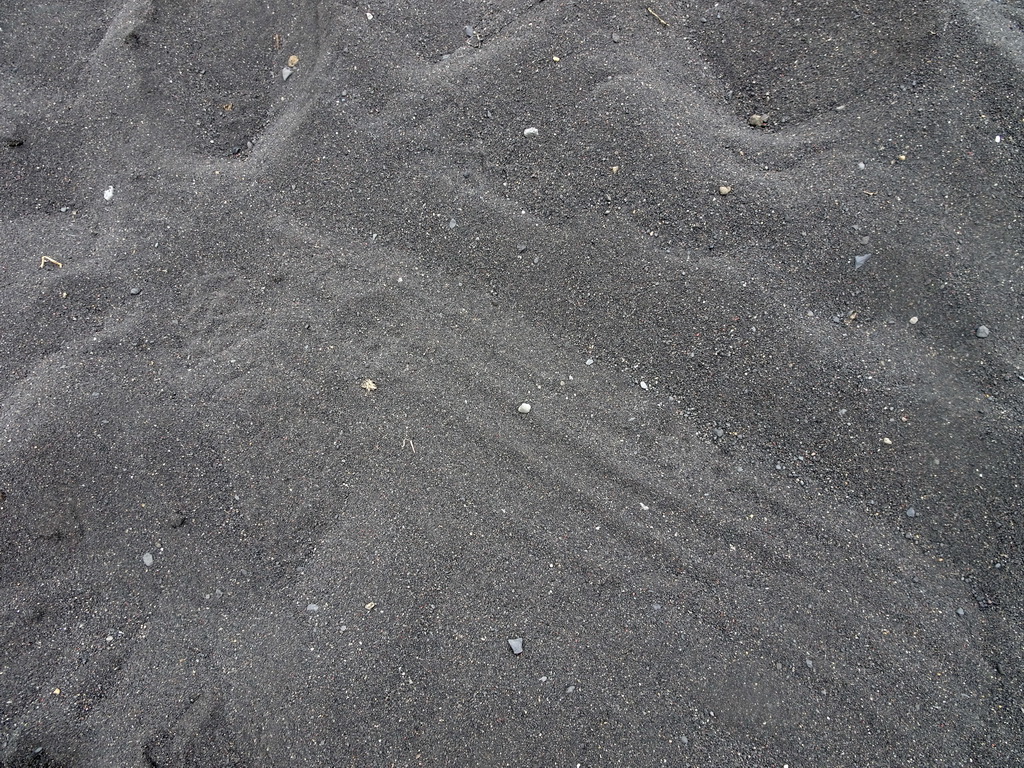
[1, 2, 1021, 765]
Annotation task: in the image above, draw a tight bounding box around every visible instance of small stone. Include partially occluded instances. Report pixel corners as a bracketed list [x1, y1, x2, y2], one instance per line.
[805, 658, 813, 668]
[956, 607, 965, 616]
[448, 217, 457, 229]
[975, 325, 989, 339]
[129, 287, 141, 296]
[585, 358, 594, 365]
[282, 66, 294, 81]
[142, 552, 154, 567]
[508, 637, 524, 655]
[516, 243, 527, 253]
[103, 186, 114, 201]
[857, 162, 866, 170]
[905, 507, 916, 518]
[169, 513, 186, 528]
[882, 437, 893, 445]
[365, 602, 376, 611]
[464, 25, 475, 37]
[611, 32, 621, 43]
[713, 428, 724, 438]
[565, 685, 576, 693]
[523, 127, 539, 137]
[639, 381, 649, 391]
[307, 603, 319, 612]
[909, 316, 918, 325]
[517, 403, 531, 414]
[747, 114, 767, 127]
[854, 253, 872, 270]
[718, 185, 732, 196]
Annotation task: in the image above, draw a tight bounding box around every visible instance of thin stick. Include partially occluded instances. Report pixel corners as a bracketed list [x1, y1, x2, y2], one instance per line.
[647, 7, 669, 27]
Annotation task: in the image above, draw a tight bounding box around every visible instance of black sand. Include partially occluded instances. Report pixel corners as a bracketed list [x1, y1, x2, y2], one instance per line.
[1, 1, 1022, 765]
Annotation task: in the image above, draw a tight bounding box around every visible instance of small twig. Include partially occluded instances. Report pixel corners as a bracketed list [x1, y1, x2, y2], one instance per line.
[39, 255, 62, 268]
[647, 6, 669, 27]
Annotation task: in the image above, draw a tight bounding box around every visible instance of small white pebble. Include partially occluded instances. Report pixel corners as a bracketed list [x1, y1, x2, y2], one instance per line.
[142, 552, 154, 567]
[103, 186, 114, 201]
[517, 403, 531, 414]
[523, 127, 539, 137]
[909, 316, 918, 324]
[882, 437, 893, 445]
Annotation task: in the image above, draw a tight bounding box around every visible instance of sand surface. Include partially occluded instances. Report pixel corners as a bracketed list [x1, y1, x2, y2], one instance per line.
[1, 1, 1022, 765]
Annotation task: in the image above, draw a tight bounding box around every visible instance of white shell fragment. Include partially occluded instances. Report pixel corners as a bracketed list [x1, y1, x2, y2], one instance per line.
[103, 186, 114, 201]
[142, 552, 154, 567]
[508, 637, 524, 655]
[282, 67, 294, 81]
[517, 403, 532, 414]
[523, 127, 539, 137]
